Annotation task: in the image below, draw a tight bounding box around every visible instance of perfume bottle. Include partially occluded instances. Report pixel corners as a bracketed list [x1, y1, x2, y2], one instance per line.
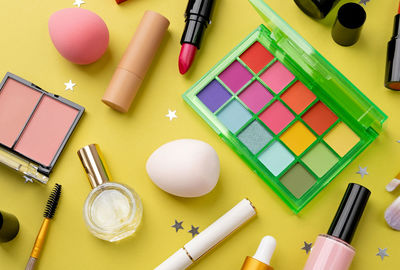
[77, 144, 142, 242]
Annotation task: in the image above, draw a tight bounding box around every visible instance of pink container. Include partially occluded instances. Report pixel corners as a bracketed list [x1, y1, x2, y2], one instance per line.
[303, 234, 355, 270]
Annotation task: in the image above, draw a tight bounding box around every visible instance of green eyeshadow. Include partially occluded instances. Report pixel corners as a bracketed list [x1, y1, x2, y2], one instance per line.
[302, 143, 339, 177]
[182, 0, 387, 213]
[280, 164, 316, 199]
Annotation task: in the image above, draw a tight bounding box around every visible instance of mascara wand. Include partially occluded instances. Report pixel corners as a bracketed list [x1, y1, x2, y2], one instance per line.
[25, 183, 62, 270]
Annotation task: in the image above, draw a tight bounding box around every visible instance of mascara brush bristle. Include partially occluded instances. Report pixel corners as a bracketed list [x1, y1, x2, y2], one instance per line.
[44, 183, 62, 219]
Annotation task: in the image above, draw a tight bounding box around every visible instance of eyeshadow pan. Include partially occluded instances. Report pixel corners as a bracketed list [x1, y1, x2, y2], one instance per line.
[238, 120, 272, 154]
[302, 101, 338, 135]
[280, 163, 316, 199]
[238, 81, 273, 113]
[280, 81, 316, 114]
[217, 100, 252, 133]
[218, 61, 253, 93]
[302, 143, 339, 177]
[258, 141, 294, 176]
[239, 41, 274, 73]
[259, 101, 294, 134]
[0, 78, 42, 147]
[197, 80, 232, 112]
[280, 121, 316, 156]
[259, 61, 295, 93]
[14, 96, 79, 166]
[324, 122, 360, 157]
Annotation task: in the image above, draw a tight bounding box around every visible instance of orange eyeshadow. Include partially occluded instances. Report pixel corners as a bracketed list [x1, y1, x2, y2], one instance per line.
[281, 81, 316, 114]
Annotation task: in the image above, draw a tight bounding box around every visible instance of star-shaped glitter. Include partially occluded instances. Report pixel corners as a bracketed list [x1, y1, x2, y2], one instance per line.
[171, 220, 184, 233]
[165, 109, 177, 121]
[356, 166, 368, 178]
[188, 225, 200, 238]
[359, 0, 370, 6]
[301, 241, 312, 254]
[64, 80, 76, 91]
[73, 0, 85, 8]
[376, 248, 389, 261]
[23, 176, 33, 183]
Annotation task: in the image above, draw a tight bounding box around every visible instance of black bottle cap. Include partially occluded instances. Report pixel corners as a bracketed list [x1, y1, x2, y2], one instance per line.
[327, 183, 370, 244]
[181, 0, 215, 48]
[294, 0, 340, 19]
[331, 3, 366, 46]
[385, 15, 400, 91]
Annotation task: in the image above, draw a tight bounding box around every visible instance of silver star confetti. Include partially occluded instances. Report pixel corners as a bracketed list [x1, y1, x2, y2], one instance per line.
[171, 220, 184, 233]
[64, 80, 76, 91]
[23, 176, 33, 183]
[165, 109, 178, 121]
[73, 0, 85, 8]
[356, 166, 368, 178]
[376, 248, 389, 261]
[359, 0, 370, 6]
[301, 241, 312, 254]
[188, 225, 200, 238]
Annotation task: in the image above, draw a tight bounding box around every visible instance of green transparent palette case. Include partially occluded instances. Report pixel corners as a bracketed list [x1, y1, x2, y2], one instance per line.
[183, 0, 387, 213]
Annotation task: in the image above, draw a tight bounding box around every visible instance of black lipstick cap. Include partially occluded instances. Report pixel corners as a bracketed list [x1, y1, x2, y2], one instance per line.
[331, 3, 366, 46]
[294, 0, 340, 19]
[180, 0, 215, 49]
[0, 211, 20, 242]
[327, 183, 370, 244]
[385, 14, 400, 90]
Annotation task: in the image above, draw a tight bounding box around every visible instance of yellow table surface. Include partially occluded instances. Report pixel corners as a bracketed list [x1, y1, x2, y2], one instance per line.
[1, 0, 400, 269]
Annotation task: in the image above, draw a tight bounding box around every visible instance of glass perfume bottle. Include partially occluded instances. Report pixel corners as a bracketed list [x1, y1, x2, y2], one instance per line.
[77, 144, 142, 242]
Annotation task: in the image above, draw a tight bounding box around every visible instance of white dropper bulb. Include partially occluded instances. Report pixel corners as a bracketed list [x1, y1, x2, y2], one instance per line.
[253, 236, 277, 265]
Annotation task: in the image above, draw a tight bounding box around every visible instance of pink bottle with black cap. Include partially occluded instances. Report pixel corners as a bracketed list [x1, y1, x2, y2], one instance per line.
[303, 183, 371, 270]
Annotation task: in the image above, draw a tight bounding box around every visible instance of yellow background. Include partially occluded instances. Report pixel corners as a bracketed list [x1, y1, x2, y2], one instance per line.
[0, 0, 399, 269]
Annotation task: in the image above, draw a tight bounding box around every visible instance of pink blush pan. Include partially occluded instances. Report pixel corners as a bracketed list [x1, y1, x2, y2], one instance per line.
[14, 96, 79, 166]
[0, 79, 41, 147]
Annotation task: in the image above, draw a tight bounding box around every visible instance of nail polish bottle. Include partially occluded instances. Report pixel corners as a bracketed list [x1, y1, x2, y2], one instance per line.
[78, 144, 143, 242]
[303, 183, 370, 270]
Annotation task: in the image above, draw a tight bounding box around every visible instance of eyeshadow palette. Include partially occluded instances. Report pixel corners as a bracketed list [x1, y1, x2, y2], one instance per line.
[0, 73, 84, 183]
[183, 0, 387, 212]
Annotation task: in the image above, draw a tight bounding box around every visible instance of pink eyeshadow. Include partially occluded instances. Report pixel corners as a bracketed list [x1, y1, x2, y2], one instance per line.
[238, 81, 273, 113]
[259, 61, 295, 93]
[14, 96, 79, 166]
[259, 101, 295, 134]
[0, 79, 42, 147]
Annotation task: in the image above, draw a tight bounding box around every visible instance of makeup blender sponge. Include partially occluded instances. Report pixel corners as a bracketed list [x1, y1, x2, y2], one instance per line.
[146, 139, 220, 198]
[49, 8, 109, 65]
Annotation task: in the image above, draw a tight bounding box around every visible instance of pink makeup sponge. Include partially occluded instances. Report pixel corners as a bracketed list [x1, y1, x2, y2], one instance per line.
[49, 8, 109, 65]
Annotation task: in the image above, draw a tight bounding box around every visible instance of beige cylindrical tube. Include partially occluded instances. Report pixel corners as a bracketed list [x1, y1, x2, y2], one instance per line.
[102, 10, 169, 112]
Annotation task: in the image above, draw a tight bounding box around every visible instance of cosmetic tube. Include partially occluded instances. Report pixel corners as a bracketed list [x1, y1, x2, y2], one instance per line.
[303, 183, 370, 270]
[102, 11, 169, 112]
[155, 199, 256, 270]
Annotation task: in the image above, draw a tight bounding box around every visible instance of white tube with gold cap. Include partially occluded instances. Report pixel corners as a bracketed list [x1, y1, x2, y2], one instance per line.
[155, 198, 256, 270]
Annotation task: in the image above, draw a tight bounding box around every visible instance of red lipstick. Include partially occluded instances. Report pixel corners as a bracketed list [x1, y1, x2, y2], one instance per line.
[178, 0, 215, 75]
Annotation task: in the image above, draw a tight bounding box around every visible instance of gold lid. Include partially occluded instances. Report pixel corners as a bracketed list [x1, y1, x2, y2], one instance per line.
[241, 256, 273, 270]
[77, 144, 111, 189]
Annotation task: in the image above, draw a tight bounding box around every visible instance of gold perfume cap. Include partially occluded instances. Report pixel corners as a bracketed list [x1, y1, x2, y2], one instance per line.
[77, 144, 111, 189]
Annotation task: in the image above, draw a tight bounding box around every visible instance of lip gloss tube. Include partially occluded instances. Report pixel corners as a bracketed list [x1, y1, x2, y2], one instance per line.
[155, 199, 256, 270]
[303, 183, 370, 270]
